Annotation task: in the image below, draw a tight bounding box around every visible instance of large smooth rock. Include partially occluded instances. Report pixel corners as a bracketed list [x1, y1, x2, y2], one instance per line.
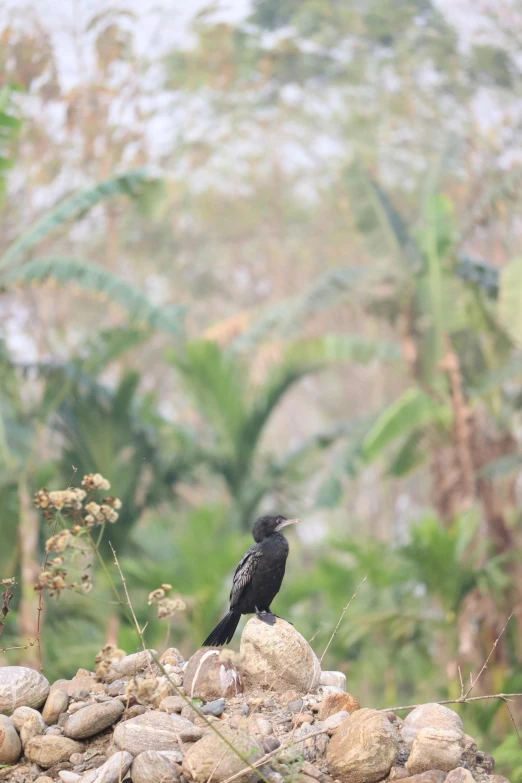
[320, 671, 346, 690]
[0, 667, 50, 715]
[445, 768, 476, 783]
[131, 750, 182, 783]
[79, 750, 133, 783]
[0, 714, 22, 764]
[43, 688, 70, 725]
[326, 708, 398, 783]
[406, 727, 464, 775]
[102, 650, 160, 684]
[113, 710, 193, 756]
[184, 649, 243, 700]
[12, 706, 46, 745]
[24, 735, 83, 768]
[402, 703, 464, 749]
[64, 699, 124, 740]
[240, 618, 321, 693]
[183, 726, 261, 783]
[285, 723, 330, 763]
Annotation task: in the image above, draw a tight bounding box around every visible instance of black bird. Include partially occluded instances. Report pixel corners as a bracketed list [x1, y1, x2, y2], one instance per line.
[202, 514, 299, 647]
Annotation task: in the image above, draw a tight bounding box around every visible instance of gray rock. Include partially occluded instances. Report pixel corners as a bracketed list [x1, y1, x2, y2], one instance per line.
[284, 722, 329, 763]
[326, 708, 398, 783]
[43, 689, 70, 725]
[184, 649, 243, 700]
[79, 750, 133, 783]
[406, 728, 464, 775]
[179, 726, 205, 742]
[181, 704, 199, 722]
[160, 696, 186, 714]
[58, 773, 81, 783]
[288, 699, 303, 713]
[24, 735, 83, 768]
[182, 726, 261, 783]
[263, 736, 281, 754]
[248, 716, 273, 738]
[45, 726, 63, 735]
[399, 772, 448, 783]
[131, 750, 182, 783]
[113, 710, 192, 755]
[240, 617, 321, 693]
[102, 650, 160, 684]
[201, 698, 225, 717]
[0, 714, 22, 764]
[402, 704, 464, 749]
[0, 667, 50, 716]
[64, 699, 124, 740]
[104, 681, 125, 697]
[323, 710, 351, 733]
[319, 671, 346, 690]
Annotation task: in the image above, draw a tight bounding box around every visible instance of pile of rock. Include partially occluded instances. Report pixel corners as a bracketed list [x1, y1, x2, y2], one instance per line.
[0, 618, 510, 783]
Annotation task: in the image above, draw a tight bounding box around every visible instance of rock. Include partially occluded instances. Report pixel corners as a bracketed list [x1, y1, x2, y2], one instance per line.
[113, 710, 193, 755]
[182, 726, 261, 783]
[475, 752, 495, 774]
[286, 723, 330, 763]
[490, 776, 510, 783]
[399, 773, 447, 783]
[318, 693, 360, 720]
[58, 773, 81, 783]
[161, 649, 184, 667]
[131, 750, 182, 783]
[35, 778, 56, 783]
[288, 698, 303, 712]
[69, 701, 91, 714]
[323, 710, 351, 733]
[0, 714, 22, 764]
[240, 617, 321, 693]
[280, 690, 300, 705]
[263, 736, 280, 754]
[24, 735, 83, 768]
[326, 708, 398, 783]
[180, 726, 205, 742]
[406, 728, 464, 775]
[11, 705, 47, 746]
[102, 650, 160, 684]
[64, 699, 124, 740]
[0, 667, 50, 715]
[248, 716, 273, 738]
[445, 768, 476, 783]
[160, 696, 186, 714]
[389, 766, 411, 780]
[320, 671, 346, 690]
[402, 704, 464, 749]
[201, 698, 225, 716]
[79, 750, 133, 783]
[461, 734, 477, 767]
[184, 649, 243, 700]
[46, 726, 63, 735]
[43, 689, 70, 725]
[181, 705, 199, 721]
[104, 681, 125, 697]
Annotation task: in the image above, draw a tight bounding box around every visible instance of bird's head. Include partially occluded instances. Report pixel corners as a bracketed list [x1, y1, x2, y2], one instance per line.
[252, 514, 299, 542]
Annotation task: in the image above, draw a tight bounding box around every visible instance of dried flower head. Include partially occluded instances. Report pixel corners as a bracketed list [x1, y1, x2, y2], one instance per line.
[125, 676, 160, 704]
[148, 588, 165, 605]
[82, 473, 111, 492]
[156, 597, 186, 619]
[45, 530, 73, 554]
[94, 644, 126, 679]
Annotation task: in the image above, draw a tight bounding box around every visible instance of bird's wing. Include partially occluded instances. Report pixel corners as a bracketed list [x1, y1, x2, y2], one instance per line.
[230, 545, 262, 608]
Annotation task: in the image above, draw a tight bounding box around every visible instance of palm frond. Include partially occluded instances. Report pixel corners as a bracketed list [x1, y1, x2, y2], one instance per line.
[0, 168, 160, 270]
[1, 257, 186, 335]
[233, 267, 371, 350]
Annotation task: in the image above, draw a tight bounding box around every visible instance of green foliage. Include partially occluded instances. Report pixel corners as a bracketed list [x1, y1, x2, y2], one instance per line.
[498, 257, 522, 345]
[0, 86, 22, 208]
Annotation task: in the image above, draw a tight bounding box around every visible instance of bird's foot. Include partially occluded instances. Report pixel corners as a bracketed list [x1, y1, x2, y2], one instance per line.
[255, 610, 276, 626]
[271, 613, 293, 625]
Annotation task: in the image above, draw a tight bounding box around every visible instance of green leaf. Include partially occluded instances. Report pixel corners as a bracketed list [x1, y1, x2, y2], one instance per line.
[387, 430, 425, 477]
[0, 168, 161, 270]
[362, 388, 450, 462]
[316, 473, 343, 508]
[476, 453, 522, 480]
[0, 258, 186, 335]
[498, 257, 522, 344]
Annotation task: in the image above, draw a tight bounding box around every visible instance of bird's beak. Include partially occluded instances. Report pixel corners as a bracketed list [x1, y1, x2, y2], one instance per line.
[276, 518, 300, 531]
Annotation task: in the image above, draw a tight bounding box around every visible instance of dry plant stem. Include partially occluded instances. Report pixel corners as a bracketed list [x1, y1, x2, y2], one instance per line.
[320, 576, 367, 664]
[463, 611, 513, 699]
[0, 637, 40, 654]
[35, 515, 59, 671]
[379, 693, 522, 712]
[105, 542, 270, 783]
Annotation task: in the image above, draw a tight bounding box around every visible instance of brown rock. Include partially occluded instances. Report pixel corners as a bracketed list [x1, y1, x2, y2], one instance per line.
[388, 766, 411, 780]
[285, 723, 330, 763]
[184, 649, 243, 700]
[160, 696, 186, 714]
[240, 617, 321, 693]
[43, 689, 70, 725]
[182, 726, 261, 783]
[113, 710, 192, 755]
[318, 693, 360, 720]
[0, 667, 50, 716]
[490, 776, 510, 783]
[65, 676, 104, 697]
[24, 735, 83, 768]
[326, 708, 398, 783]
[319, 671, 347, 690]
[34, 778, 55, 783]
[445, 768, 476, 783]
[64, 699, 124, 739]
[280, 690, 300, 705]
[11, 705, 47, 746]
[323, 710, 350, 733]
[402, 704, 463, 749]
[0, 714, 22, 764]
[180, 726, 205, 742]
[406, 728, 463, 775]
[79, 750, 133, 783]
[161, 648, 184, 666]
[131, 750, 182, 783]
[398, 772, 447, 783]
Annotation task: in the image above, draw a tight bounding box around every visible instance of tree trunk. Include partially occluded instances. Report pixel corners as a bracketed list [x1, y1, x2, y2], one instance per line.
[17, 476, 41, 670]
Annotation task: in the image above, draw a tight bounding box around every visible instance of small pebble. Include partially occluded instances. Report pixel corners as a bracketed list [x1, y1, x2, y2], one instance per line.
[240, 703, 250, 716]
[288, 698, 303, 713]
[293, 712, 314, 727]
[263, 736, 281, 754]
[105, 680, 126, 697]
[179, 726, 205, 742]
[69, 701, 91, 714]
[181, 705, 198, 722]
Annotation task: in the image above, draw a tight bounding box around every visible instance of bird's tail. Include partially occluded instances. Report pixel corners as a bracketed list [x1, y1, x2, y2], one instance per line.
[203, 611, 241, 647]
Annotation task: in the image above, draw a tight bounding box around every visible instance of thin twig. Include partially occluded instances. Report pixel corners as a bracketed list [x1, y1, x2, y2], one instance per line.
[109, 542, 147, 654]
[502, 697, 522, 749]
[0, 636, 40, 654]
[379, 693, 522, 712]
[320, 576, 367, 663]
[463, 612, 513, 699]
